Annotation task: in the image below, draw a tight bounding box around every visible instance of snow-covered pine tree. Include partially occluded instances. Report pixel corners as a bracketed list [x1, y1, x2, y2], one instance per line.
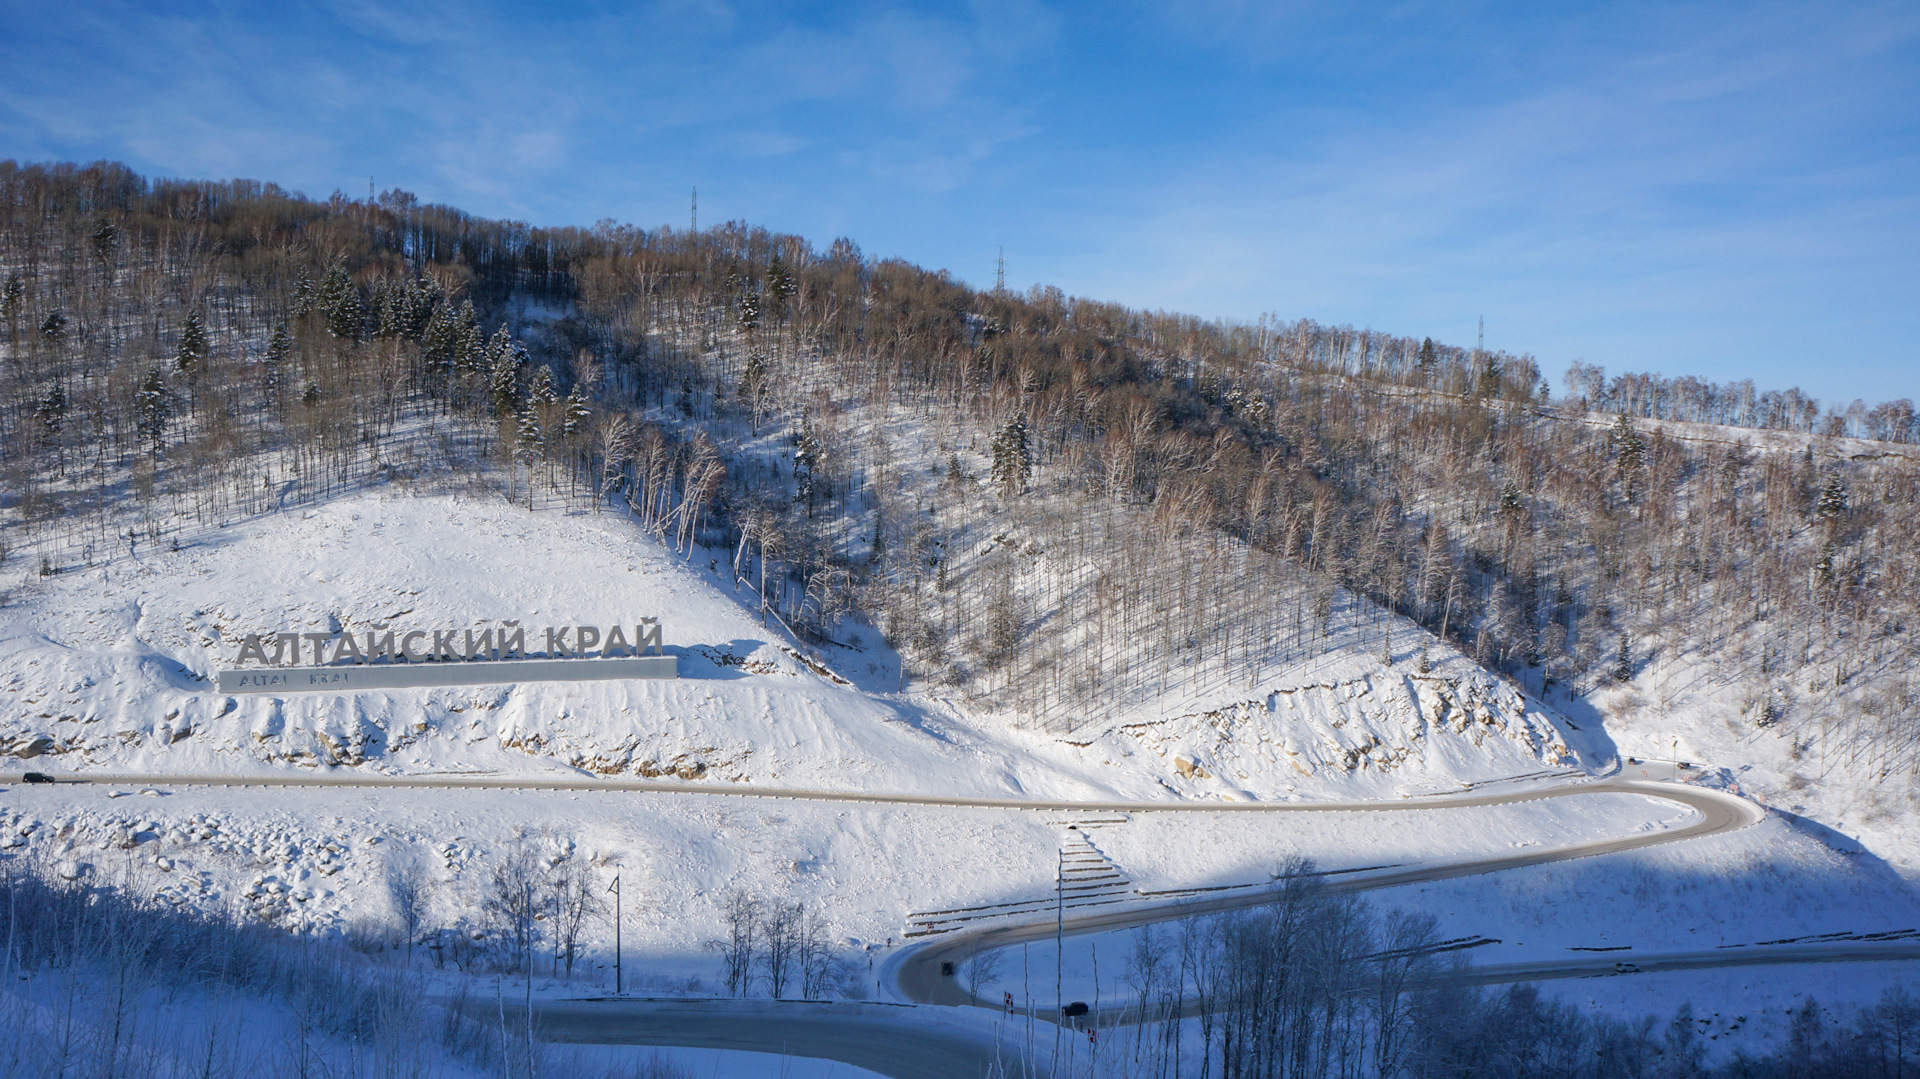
[1610, 414, 1645, 504]
[1499, 481, 1526, 559]
[515, 406, 544, 454]
[514, 405, 545, 509]
[739, 349, 773, 428]
[34, 382, 67, 438]
[562, 386, 591, 441]
[421, 303, 456, 370]
[1817, 472, 1848, 525]
[455, 303, 483, 372]
[316, 264, 363, 339]
[88, 215, 117, 269]
[291, 268, 315, 317]
[1, 272, 22, 341]
[134, 369, 169, 450]
[528, 365, 558, 407]
[793, 421, 823, 516]
[174, 312, 208, 374]
[736, 290, 760, 335]
[262, 324, 291, 404]
[486, 328, 525, 416]
[766, 252, 794, 325]
[402, 278, 439, 340]
[1477, 354, 1503, 398]
[991, 414, 1032, 496]
[374, 279, 404, 339]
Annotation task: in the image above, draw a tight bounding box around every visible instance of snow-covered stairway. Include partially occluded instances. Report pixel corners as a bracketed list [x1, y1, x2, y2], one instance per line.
[902, 821, 1137, 938]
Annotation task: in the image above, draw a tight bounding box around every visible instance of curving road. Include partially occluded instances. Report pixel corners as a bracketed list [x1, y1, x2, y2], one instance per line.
[19, 770, 1919, 1077]
[886, 778, 1765, 1010]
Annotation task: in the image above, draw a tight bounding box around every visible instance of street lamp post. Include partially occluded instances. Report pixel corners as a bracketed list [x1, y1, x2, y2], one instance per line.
[608, 874, 622, 995]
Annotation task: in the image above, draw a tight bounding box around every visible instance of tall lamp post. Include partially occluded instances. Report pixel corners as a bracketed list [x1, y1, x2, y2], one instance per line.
[608, 874, 622, 995]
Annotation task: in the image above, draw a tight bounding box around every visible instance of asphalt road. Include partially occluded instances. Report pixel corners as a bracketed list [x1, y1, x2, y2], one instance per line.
[21, 770, 1919, 1077]
[523, 998, 1028, 1079]
[1460, 941, 1920, 984]
[887, 778, 1766, 1009]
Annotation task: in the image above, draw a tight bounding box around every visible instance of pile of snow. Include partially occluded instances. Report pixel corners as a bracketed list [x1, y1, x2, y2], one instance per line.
[1052, 664, 1571, 803]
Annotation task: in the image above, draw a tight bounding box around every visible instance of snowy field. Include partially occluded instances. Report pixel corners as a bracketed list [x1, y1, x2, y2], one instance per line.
[1583, 667, 1920, 879]
[0, 781, 1702, 995]
[982, 818, 1920, 1064]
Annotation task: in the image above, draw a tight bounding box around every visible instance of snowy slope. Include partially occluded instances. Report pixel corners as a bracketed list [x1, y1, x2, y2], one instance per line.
[0, 489, 1576, 803]
[4, 488, 1911, 1039]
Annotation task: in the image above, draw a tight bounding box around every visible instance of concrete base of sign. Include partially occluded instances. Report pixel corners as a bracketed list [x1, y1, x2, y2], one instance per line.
[217, 655, 678, 695]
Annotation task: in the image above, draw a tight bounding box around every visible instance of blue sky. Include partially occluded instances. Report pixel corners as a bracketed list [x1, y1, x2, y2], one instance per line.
[2, 1, 1914, 404]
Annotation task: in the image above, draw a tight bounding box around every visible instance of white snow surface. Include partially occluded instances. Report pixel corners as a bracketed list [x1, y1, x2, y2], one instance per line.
[3, 488, 1914, 1038]
[0, 489, 1572, 801]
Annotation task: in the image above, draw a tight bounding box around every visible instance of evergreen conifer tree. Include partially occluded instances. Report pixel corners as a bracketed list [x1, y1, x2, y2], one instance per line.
[528, 365, 557, 406]
[486, 328, 525, 415]
[374, 280, 403, 339]
[292, 269, 316, 317]
[793, 422, 823, 516]
[263, 324, 291, 402]
[317, 265, 363, 338]
[135, 369, 169, 450]
[1611, 415, 1645, 504]
[89, 216, 117, 270]
[766, 253, 794, 325]
[990, 415, 1032, 496]
[174, 312, 208, 373]
[35, 383, 67, 437]
[562, 387, 591, 441]
[1477, 354, 1503, 398]
[2, 273, 22, 342]
[515, 407, 544, 452]
[455, 303, 483, 372]
[1817, 472, 1848, 524]
[737, 290, 760, 335]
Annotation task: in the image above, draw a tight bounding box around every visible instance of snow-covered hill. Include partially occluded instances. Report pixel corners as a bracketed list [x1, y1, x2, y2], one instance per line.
[1, 489, 1577, 802]
[3, 488, 1910, 1053]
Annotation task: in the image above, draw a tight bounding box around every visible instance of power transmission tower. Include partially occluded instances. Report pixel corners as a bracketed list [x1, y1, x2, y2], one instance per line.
[996, 247, 1005, 294]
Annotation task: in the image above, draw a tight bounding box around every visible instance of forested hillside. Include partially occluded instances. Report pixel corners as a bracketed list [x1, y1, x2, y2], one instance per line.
[2, 159, 1916, 785]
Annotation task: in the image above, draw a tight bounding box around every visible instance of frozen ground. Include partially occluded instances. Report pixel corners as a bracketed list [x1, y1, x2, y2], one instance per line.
[2, 488, 1917, 1047]
[1579, 663, 1920, 880]
[0, 781, 1699, 994]
[992, 810, 1920, 996]
[581, 1046, 886, 1078]
[980, 809, 1920, 1061]
[0, 490, 1571, 804]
